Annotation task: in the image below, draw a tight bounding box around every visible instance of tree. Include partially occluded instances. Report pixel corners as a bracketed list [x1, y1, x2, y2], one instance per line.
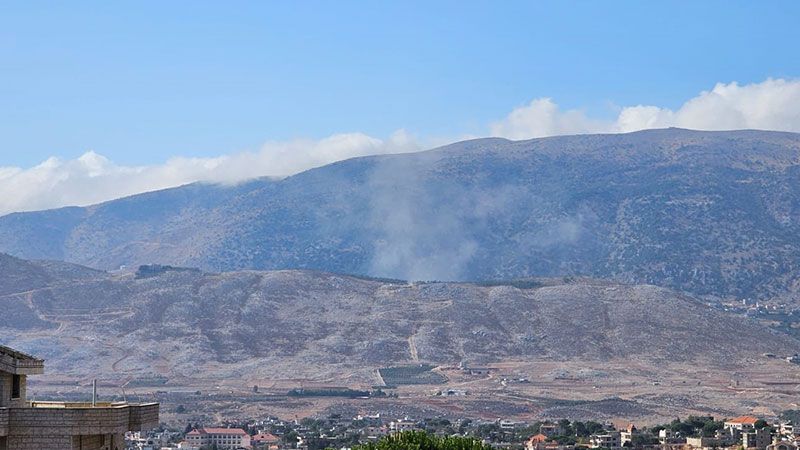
[670, 419, 694, 436]
[282, 430, 299, 446]
[585, 421, 606, 435]
[754, 419, 769, 430]
[353, 431, 493, 450]
[558, 419, 573, 436]
[702, 421, 723, 437]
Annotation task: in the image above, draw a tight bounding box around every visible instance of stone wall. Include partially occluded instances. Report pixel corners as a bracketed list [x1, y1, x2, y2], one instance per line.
[0, 374, 27, 408]
[7, 406, 131, 436]
[2, 404, 156, 449]
[4, 432, 123, 450]
[128, 403, 159, 431]
[4, 434, 72, 450]
[0, 408, 8, 436]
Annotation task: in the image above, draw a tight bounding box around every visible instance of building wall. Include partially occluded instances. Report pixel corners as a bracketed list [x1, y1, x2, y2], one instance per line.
[0, 373, 27, 408]
[3, 432, 122, 450]
[5, 434, 73, 450]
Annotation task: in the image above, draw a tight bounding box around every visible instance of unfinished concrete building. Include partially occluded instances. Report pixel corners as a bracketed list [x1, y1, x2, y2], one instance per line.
[0, 344, 158, 450]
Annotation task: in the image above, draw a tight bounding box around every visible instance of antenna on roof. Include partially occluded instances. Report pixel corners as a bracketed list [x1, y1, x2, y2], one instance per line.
[92, 379, 97, 407]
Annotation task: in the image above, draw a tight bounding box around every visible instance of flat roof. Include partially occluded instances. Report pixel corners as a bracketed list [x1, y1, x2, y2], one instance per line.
[0, 344, 45, 375]
[0, 345, 43, 363]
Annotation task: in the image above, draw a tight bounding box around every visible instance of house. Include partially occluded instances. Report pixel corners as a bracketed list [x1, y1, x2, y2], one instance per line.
[499, 420, 518, 431]
[252, 432, 280, 450]
[389, 419, 417, 433]
[686, 436, 720, 450]
[725, 416, 759, 432]
[658, 429, 684, 445]
[767, 442, 798, 450]
[526, 434, 550, 450]
[779, 422, 795, 438]
[742, 428, 771, 450]
[0, 344, 158, 450]
[590, 431, 621, 449]
[185, 428, 251, 449]
[620, 424, 637, 447]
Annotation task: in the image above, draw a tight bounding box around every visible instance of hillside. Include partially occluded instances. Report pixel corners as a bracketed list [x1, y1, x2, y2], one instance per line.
[2, 129, 800, 300]
[1, 257, 797, 380]
[3, 255, 800, 421]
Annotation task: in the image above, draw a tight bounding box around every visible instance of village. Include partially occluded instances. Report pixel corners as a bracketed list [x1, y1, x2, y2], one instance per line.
[127, 413, 800, 450]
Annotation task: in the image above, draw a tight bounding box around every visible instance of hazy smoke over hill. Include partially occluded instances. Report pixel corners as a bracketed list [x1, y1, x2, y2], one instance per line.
[2, 78, 800, 216]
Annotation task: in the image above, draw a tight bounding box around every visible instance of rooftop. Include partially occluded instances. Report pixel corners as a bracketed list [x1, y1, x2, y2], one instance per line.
[188, 427, 249, 436]
[727, 416, 759, 425]
[0, 344, 44, 375]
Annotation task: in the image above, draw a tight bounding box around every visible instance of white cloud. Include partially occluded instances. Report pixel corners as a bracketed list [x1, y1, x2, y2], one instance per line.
[2, 78, 800, 216]
[490, 98, 607, 139]
[0, 130, 419, 216]
[490, 78, 800, 139]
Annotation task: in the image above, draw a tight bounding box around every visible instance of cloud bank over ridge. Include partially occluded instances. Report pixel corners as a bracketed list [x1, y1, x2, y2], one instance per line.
[490, 78, 800, 139]
[2, 78, 800, 216]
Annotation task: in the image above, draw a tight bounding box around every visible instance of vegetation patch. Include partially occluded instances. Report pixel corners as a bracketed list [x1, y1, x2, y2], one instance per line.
[379, 364, 447, 385]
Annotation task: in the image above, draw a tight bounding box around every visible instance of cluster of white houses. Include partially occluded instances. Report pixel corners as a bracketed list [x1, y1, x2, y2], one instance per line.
[527, 416, 800, 450]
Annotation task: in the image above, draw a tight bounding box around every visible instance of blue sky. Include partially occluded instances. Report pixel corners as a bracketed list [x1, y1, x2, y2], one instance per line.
[2, 0, 800, 168]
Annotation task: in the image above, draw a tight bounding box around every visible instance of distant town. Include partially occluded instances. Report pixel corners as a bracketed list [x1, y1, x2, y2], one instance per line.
[128, 412, 800, 450]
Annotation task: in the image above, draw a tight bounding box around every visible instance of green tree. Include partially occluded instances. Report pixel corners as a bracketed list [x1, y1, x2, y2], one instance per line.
[353, 431, 493, 450]
[558, 419, 573, 436]
[702, 421, 723, 437]
[585, 421, 606, 435]
[282, 430, 299, 446]
[670, 419, 694, 436]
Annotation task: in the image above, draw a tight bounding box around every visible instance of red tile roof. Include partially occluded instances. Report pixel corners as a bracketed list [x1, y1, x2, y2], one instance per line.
[253, 433, 280, 442]
[528, 434, 550, 444]
[727, 416, 759, 424]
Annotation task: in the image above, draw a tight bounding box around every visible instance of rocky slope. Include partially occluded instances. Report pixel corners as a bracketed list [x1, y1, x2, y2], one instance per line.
[0, 255, 797, 382]
[2, 129, 800, 300]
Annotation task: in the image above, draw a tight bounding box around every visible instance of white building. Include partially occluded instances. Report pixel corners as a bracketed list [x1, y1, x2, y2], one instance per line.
[185, 427, 251, 449]
[389, 419, 417, 433]
[724, 416, 758, 432]
[590, 432, 620, 449]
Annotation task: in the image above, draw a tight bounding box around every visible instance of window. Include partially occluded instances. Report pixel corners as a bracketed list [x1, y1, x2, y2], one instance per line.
[11, 375, 21, 399]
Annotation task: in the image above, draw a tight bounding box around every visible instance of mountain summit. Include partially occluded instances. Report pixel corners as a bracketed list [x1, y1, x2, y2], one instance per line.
[2, 128, 800, 300]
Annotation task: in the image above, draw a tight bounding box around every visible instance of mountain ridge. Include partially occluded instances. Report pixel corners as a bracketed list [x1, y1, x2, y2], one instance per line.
[2, 128, 800, 300]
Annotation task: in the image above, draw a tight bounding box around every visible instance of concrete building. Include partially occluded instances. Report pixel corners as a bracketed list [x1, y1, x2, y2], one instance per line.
[499, 419, 519, 431]
[686, 436, 720, 450]
[590, 431, 621, 449]
[743, 428, 772, 450]
[620, 424, 637, 447]
[0, 344, 158, 450]
[389, 419, 417, 433]
[184, 428, 250, 449]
